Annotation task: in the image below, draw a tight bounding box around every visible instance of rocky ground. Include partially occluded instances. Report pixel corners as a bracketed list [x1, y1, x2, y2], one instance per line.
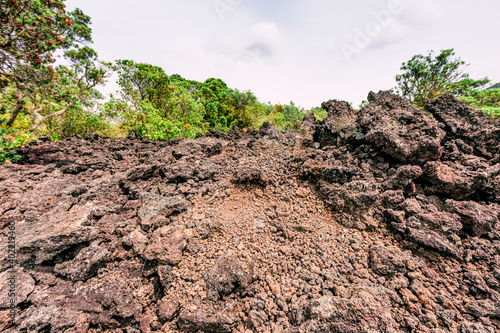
[0, 91, 500, 332]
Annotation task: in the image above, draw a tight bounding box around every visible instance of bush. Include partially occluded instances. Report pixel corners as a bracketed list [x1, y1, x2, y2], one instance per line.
[0, 117, 27, 164]
[395, 49, 489, 107]
[119, 100, 206, 141]
[43, 106, 112, 139]
[459, 88, 500, 119]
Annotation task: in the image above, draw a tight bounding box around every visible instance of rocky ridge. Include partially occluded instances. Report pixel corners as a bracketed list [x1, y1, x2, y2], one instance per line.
[0, 91, 499, 332]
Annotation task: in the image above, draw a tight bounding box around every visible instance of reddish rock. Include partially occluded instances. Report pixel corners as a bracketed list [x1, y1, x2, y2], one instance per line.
[359, 91, 445, 163]
[425, 94, 500, 159]
[138, 193, 191, 230]
[307, 286, 398, 332]
[143, 226, 187, 265]
[177, 307, 237, 332]
[1, 91, 499, 332]
[231, 167, 269, 187]
[205, 256, 255, 300]
[383, 165, 423, 190]
[423, 161, 487, 199]
[370, 245, 417, 276]
[54, 241, 110, 281]
[0, 268, 35, 307]
[16, 203, 98, 265]
[446, 200, 499, 237]
[158, 297, 179, 322]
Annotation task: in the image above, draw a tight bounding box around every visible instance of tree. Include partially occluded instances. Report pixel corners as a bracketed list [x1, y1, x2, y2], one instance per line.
[114, 60, 172, 110]
[281, 102, 306, 130]
[112, 61, 206, 140]
[224, 89, 260, 129]
[26, 46, 111, 134]
[395, 49, 489, 107]
[1, 0, 93, 126]
[198, 78, 229, 126]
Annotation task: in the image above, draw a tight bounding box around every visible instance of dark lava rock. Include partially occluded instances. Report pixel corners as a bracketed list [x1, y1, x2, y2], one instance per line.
[0, 268, 35, 307]
[319, 99, 362, 145]
[54, 241, 110, 281]
[138, 193, 191, 230]
[445, 199, 499, 237]
[258, 121, 284, 140]
[359, 91, 445, 163]
[423, 161, 487, 199]
[425, 94, 500, 159]
[300, 112, 320, 141]
[2, 90, 500, 332]
[370, 245, 417, 276]
[177, 308, 237, 333]
[231, 167, 269, 187]
[204, 256, 254, 300]
[16, 203, 99, 266]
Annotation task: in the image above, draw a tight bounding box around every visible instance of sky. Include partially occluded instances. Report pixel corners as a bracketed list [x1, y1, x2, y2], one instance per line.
[65, 0, 500, 109]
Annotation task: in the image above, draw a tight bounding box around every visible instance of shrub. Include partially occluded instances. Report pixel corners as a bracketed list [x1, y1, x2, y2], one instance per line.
[0, 117, 27, 164]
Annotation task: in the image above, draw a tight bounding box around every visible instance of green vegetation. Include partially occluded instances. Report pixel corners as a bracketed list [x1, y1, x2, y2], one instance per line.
[1, 3, 498, 165]
[0, 121, 24, 164]
[105, 60, 317, 140]
[458, 88, 500, 119]
[395, 49, 490, 108]
[395, 49, 499, 117]
[0, 1, 319, 163]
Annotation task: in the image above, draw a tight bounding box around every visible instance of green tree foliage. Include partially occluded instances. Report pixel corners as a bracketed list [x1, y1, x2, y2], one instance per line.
[115, 60, 171, 110]
[0, 46, 110, 136]
[0, 120, 24, 164]
[395, 49, 489, 107]
[1, 2, 322, 159]
[458, 88, 500, 119]
[111, 61, 206, 140]
[110, 65, 292, 139]
[1, 0, 93, 126]
[25, 46, 111, 134]
[224, 89, 258, 128]
[281, 102, 306, 129]
[249, 102, 307, 131]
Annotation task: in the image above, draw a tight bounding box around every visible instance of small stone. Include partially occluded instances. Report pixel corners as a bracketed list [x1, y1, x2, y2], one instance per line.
[191, 212, 205, 220]
[143, 226, 187, 265]
[296, 187, 310, 198]
[248, 310, 268, 329]
[158, 297, 179, 322]
[252, 217, 265, 231]
[158, 265, 174, 291]
[205, 256, 255, 300]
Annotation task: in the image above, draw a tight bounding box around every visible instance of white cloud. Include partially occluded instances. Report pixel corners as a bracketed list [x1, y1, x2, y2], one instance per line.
[207, 21, 283, 63]
[65, 0, 500, 109]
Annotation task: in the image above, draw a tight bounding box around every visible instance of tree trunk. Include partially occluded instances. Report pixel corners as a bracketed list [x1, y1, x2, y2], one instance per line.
[27, 104, 72, 133]
[5, 103, 23, 127]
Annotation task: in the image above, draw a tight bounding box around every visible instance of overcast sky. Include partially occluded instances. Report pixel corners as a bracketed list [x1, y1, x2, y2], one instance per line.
[65, 0, 500, 109]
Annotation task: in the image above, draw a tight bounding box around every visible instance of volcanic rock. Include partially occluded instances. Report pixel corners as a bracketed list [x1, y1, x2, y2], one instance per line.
[1, 91, 500, 332]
